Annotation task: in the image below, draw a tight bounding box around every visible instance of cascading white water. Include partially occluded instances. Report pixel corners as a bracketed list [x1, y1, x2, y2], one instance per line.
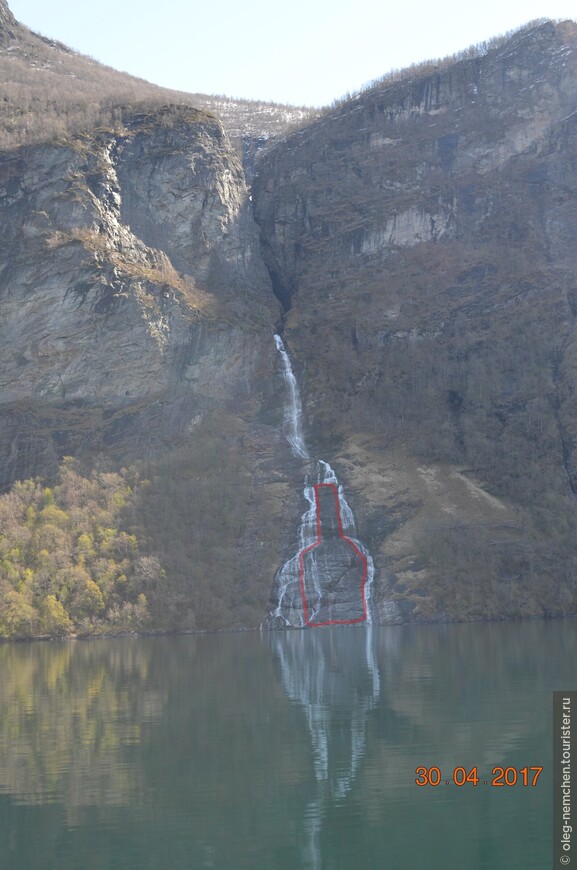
[269, 335, 376, 628]
[274, 334, 309, 460]
[316, 460, 375, 624]
[268, 335, 381, 865]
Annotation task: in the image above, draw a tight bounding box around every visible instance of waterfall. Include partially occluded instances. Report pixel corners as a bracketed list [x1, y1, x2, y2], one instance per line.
[267, 335, 376, 629]
[274, 334, 309, 460]
[271, 462, 375, 628]
[267, 334, 381, 865]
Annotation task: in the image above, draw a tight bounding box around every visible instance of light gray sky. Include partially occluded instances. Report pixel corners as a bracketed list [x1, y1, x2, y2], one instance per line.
[8, 0, 577, 106]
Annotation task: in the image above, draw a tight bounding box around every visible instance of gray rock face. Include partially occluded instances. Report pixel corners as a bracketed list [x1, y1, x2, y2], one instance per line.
[254, 21, 577, 309]
[115, 108, 272, 317]
[0, 107, 278, 485]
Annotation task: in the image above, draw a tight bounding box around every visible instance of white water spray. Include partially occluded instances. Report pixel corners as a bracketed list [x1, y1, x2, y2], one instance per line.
[270, 336, 375, 627]
[274, 334, 309, 460]
[268, 335, 381, 866]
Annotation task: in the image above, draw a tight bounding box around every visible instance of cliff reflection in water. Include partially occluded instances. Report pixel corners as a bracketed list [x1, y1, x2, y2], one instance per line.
[268, 625, 380, 868]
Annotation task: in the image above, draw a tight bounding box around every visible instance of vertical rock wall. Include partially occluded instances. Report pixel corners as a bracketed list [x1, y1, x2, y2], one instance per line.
[0, 107, 279, 484]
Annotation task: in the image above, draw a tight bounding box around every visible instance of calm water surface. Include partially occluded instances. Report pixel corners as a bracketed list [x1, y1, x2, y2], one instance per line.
[0, 620, 574, 869]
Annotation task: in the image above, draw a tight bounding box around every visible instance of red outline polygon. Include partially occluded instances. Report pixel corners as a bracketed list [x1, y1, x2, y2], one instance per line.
[298, 483, 368, 627]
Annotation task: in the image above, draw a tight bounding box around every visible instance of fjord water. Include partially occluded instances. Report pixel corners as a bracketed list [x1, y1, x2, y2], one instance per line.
[0, 621, 573, 870]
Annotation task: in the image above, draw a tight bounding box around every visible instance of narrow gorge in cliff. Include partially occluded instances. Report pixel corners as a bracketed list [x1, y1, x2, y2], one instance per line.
[0, 0, 577, 635]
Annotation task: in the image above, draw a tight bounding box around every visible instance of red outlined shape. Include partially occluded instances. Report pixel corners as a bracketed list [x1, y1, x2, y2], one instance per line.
[299, 482, 368, 627]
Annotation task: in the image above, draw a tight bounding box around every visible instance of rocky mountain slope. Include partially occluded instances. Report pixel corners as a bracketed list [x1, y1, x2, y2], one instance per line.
[0, 103, 278, 475]
[0, 1, 315, 165]
[0, 0, 300, 633]
[254, 19, 577, 622]
[0, 0, 576, 633]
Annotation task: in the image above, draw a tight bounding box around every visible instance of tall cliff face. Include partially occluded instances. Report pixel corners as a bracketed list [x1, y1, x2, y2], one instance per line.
[1, 2, 577, 630]
[253, 20, 577, 622]
[0, 86, 300, 632]
[0, 105, 280, 485]
[256, 20, 577, 308]
[114, 109, 272, 310]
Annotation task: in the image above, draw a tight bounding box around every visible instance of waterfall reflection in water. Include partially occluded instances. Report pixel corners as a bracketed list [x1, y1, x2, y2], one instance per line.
[268, 626, 380, 868]
[0, 623, 564, 869]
